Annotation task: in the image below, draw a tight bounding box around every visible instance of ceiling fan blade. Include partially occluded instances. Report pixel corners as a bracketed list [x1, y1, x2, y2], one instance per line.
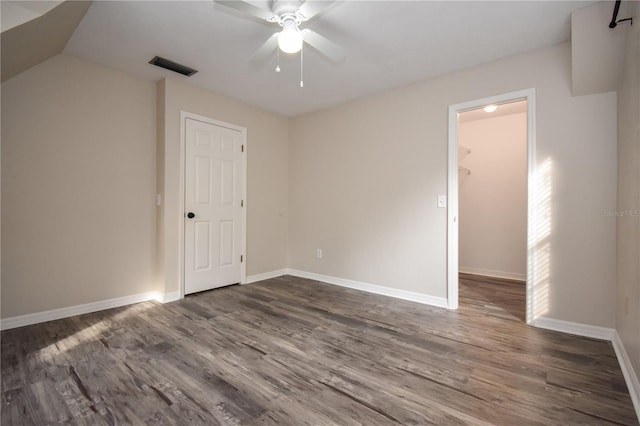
[297, 0, 336, 21]
[249, 33, 279, 66]
[303, 29, 345, 62]
[215, 0, 274, 21]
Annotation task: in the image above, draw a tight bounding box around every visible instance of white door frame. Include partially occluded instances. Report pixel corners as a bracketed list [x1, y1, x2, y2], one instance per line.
[179, 111, 247, 299]
[447, 88, 536, 323]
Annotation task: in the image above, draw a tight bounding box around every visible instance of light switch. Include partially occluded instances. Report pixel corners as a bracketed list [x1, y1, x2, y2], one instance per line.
[437, 195, 447, 208]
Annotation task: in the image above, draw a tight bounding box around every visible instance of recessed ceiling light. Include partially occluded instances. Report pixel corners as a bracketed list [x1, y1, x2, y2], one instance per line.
[484, 105, 497, 113]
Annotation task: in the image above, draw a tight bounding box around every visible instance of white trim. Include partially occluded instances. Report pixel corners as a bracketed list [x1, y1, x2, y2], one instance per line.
[179, 111, 187, 298]
[288, 269, 449, 309]
[179, 111, 248, 299]
[447, 88, 536, 318]
[459, 267, 526, 282]
[0, 291, 175, 331]
[532, 318, 639, 421]
[447, 103, 459, 309]
[156, 291, 181, 303]
[245, 269, 289, 284]
[4, 274, 637, 422]
[531, 317, 615, 341]
[612, 331, 640, 420]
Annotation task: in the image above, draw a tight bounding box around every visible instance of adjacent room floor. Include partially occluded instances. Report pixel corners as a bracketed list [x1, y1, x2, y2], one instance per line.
[2, 275, 637, 425]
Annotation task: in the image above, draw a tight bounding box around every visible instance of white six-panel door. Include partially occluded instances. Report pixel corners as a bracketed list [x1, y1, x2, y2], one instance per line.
[184, 118, 243, 295]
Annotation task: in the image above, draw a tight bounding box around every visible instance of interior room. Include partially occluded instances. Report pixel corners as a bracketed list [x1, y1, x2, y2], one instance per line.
[1, 0, 639, 424]
[457, 100, 528, 321]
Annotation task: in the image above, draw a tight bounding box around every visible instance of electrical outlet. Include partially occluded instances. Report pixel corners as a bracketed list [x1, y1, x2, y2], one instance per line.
[316, 248, 323, 259]
[437, 195, 447, 208]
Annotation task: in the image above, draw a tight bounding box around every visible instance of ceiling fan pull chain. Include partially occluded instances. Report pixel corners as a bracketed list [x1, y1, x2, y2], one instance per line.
[300, 43, 304, 88]
[275, 46, 281, 73]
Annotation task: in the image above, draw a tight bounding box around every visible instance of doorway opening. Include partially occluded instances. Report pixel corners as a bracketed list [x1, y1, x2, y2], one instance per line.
[179, 111, 247, 298]
[447, 89, 536, 324]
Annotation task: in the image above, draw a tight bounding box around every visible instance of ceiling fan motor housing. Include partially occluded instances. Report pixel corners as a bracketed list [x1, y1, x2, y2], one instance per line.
[215, 0, 344, 63]
[272, 0, 303, 18]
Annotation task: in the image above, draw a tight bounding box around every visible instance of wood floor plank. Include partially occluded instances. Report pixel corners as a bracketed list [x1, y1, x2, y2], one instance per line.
[1, 274, 637, 425]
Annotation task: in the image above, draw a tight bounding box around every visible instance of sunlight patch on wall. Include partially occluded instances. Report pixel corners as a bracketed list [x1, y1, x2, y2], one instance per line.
[528, 158, 552, 320]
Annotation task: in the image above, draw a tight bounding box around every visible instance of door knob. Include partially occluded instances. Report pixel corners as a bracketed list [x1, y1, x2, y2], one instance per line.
[187, 212, 195, 219]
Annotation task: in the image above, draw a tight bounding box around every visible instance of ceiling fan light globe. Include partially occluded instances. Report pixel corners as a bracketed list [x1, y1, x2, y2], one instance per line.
[278, 28, 303, 53]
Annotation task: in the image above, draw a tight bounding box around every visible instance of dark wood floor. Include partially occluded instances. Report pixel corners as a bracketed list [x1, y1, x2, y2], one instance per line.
[2, 274, 637, 425]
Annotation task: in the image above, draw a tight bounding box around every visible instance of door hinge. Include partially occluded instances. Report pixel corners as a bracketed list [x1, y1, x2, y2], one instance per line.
[241, 200, 244, 207]
[241, 145, 244, 152]
[240, 255, 244, 263]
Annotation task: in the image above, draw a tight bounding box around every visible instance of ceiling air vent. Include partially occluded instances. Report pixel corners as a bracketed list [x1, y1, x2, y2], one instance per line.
[149, 56, 198, 77]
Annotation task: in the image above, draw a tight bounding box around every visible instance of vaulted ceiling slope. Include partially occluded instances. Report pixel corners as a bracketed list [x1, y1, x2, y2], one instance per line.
[5, 1, 597, 116]
[1, 1, 91, 82]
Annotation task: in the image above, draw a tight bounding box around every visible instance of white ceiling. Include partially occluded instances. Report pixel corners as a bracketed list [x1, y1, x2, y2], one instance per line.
[1, 1, 64, 32]
[63, 1, 595, 117]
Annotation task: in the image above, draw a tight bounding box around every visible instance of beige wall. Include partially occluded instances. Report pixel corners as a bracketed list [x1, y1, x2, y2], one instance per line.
[1, 56, 290, 317]
[458, 113, 527, 279]
[289, 43, 618, 327]
[571, 1, 627, 96]
[0, 40, 623, 334]
[616, 0, 640, 387]
[1, 54, 157, 317]
[157, 78, 289, 295]
[289, 91, 450, 298]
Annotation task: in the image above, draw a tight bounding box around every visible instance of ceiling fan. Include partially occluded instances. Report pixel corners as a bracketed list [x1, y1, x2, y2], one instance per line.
[215, 0, 345, 65]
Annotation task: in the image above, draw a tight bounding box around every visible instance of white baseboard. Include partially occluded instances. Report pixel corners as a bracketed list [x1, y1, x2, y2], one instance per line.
[1, 271, 637, 422]
[0, 269, 448, 327]
[156, 291, 181, 303]
[0, 290, 179, 331]
[529, 316, 640, 421]
[459, 266, 526, 282]
[531, 317, 615, 341]
[245, 269, 289, 284]
[241, 268, 449, 309]
[613, 331, 640, 419]
[287, 269, 449, 309]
